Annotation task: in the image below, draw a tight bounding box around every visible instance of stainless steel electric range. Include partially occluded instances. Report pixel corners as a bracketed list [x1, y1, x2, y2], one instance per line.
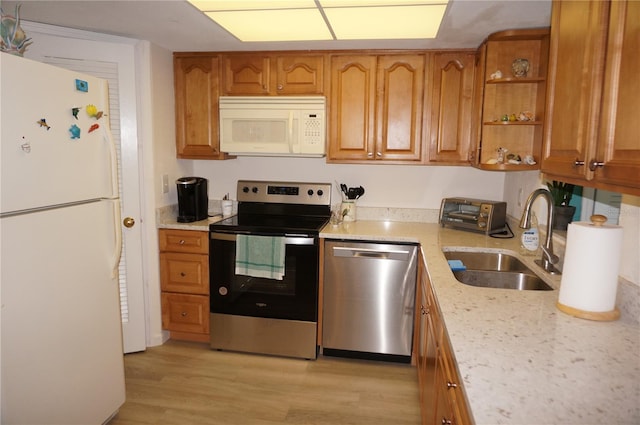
[209, 180, 331, 359]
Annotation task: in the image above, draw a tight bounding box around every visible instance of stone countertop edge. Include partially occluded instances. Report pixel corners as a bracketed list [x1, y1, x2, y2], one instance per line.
[320, 220, 640, 425]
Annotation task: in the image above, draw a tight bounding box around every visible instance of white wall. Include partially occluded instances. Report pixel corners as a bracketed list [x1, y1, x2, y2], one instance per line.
[190, 157, 506, 209]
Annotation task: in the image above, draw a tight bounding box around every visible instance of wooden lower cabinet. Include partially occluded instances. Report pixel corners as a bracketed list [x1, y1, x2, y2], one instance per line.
[416, 255, 473, 425]
[159, 229, 210, 342]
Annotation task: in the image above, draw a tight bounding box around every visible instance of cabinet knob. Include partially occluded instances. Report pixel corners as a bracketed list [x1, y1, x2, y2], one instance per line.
[181, 312, 187, 317]
[179, 239, 185, 245]
[376, 152, 382, 157]
[573, 158, 585, 167]
[277, 84, 283, 90]
[367, 152, 373, 157]
[446, 381, 458, 389]
[180, 272, 186, 277]
[123, 217, 135, 228]
[441, 418, 452, 425]
[589, 159, 605, 171]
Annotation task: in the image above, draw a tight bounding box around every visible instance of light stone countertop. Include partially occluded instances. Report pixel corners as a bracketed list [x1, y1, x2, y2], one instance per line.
[320, 221, 640, 425]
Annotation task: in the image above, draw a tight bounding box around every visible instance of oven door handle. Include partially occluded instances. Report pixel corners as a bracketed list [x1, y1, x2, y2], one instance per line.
[211, 232, 315, 245]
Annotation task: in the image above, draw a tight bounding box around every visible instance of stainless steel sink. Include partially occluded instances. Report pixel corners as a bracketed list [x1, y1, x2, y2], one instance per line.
[444, 251, 529, 272]
[443, 251, 553, 291]
[452, 270, 553, 291]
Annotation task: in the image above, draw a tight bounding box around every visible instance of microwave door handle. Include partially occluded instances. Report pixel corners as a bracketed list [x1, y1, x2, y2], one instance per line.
[288, 111, 294, 153]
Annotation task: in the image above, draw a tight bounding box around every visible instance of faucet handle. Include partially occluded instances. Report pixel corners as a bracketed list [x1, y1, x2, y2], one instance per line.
[541, 246, 559, 265]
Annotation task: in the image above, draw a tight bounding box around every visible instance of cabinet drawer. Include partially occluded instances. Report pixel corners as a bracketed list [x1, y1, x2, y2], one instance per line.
[159, 229, 208, 254]
[161, 293, 210, 334]
[160, 252, 209, 294]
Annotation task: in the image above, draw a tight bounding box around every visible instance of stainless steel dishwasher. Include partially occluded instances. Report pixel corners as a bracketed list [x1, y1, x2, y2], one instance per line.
[322, 240, 418, 363]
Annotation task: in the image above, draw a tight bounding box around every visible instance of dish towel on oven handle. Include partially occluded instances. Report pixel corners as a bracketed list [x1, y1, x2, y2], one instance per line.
[235, 235, 286, 280]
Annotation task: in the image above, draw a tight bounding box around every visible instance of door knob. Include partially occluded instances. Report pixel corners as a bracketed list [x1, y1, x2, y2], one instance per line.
[123, 217, 135, 228]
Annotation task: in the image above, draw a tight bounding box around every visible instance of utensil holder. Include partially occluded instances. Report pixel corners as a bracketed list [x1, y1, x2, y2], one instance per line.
[341, 200, 356, 222]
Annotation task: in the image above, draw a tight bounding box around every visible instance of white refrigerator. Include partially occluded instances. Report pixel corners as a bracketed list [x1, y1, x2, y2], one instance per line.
[1, 54, 125, 423]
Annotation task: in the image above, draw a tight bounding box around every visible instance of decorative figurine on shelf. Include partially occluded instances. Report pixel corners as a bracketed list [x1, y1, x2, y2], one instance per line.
[511, 58, 530, 77]
[507, 153, 522, 164]
[517, 111, 535, 121]
[1, 4, 32, 56]
[496, 147, 508, 164]
[490, 70, 503, 80]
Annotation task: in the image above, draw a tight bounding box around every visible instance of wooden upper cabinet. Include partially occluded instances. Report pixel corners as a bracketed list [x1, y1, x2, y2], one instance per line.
[594, 0, 640, 192]
[426, 52, 476, 165]
[222, 53, 324, 95]
[377, 55, 425, 162]
[222, 54, 271, 94]
[543, 0, 639, 195]
[328, 54, 425, 163]
[174, 55, 230, 159]
[542, 1, 609, 180]
[276, 55, 324, 94]
[328, 55, 377, 161]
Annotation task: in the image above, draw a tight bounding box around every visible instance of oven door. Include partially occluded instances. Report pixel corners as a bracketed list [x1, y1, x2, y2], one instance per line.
[210, 232, 319, 322]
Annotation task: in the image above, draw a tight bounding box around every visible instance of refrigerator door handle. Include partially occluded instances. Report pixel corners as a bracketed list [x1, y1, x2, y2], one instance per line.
[103, 127, 119, 199]
[111, 199, 122, 279]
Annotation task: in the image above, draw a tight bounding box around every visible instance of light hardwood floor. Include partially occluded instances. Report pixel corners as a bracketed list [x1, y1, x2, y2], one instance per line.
[109, 340, 421, 425]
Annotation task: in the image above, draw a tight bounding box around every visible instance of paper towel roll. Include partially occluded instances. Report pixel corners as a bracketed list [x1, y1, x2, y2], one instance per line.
[558, 216, 623, 320]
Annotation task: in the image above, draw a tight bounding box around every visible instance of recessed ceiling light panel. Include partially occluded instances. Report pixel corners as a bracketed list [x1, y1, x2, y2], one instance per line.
[190, 1, 317, 11]
[189, 0, 449, 42]
[324, 5, 447, 39]
[205, 9, 332, 41]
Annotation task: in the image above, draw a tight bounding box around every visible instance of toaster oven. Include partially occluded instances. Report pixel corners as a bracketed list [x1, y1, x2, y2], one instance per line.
[439, 198, 507, 234]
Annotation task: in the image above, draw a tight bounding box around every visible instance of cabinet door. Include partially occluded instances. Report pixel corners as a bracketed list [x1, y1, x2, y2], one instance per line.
[376, 55, 426, 162]
[434, 356, 458, 425]
[542, 1, 610, 179]
[174, 55, 226, 159]
[426, 52, 475, 164]
[595, 0, 640, 190]
[328, 55, 377, 161]
[276, 55, 324, 94]
[222, 54, 271, 94]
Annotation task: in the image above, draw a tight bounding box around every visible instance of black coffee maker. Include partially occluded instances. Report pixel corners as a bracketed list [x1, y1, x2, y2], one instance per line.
[176, 177, 208, 223]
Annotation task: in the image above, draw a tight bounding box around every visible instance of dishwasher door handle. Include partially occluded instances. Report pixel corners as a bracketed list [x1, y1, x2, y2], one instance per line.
[332, 246, 411, 261]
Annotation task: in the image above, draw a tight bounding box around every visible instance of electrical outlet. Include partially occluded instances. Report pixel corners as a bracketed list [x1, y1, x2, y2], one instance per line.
[162, 174, 169, 194]
[518, 188, 523, 207]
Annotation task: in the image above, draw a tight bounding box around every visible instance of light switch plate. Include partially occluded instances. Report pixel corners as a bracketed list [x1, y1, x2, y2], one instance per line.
[162, 174, 169, 194]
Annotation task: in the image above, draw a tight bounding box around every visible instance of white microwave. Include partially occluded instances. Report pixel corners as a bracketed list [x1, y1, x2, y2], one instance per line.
[219, 96, 326, 157]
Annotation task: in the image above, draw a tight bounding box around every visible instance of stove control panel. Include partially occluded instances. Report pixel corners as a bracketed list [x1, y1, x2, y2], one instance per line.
[237, 180, 331, 206]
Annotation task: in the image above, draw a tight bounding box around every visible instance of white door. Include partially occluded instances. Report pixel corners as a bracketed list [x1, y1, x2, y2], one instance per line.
[24, 33, 147, 353]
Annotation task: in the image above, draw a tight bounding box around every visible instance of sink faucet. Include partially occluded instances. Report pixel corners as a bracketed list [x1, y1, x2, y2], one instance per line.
[519, 189, 561, 274]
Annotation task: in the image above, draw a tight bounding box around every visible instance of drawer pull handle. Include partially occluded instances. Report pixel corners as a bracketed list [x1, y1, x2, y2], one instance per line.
[441, 418, 452, 425]
[180, 272, 186, 277]
[179, 239, 185, 245]
[446, 381, 457, 389]
[181, 312, 187, 317]
[573, 158, 585, 167]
